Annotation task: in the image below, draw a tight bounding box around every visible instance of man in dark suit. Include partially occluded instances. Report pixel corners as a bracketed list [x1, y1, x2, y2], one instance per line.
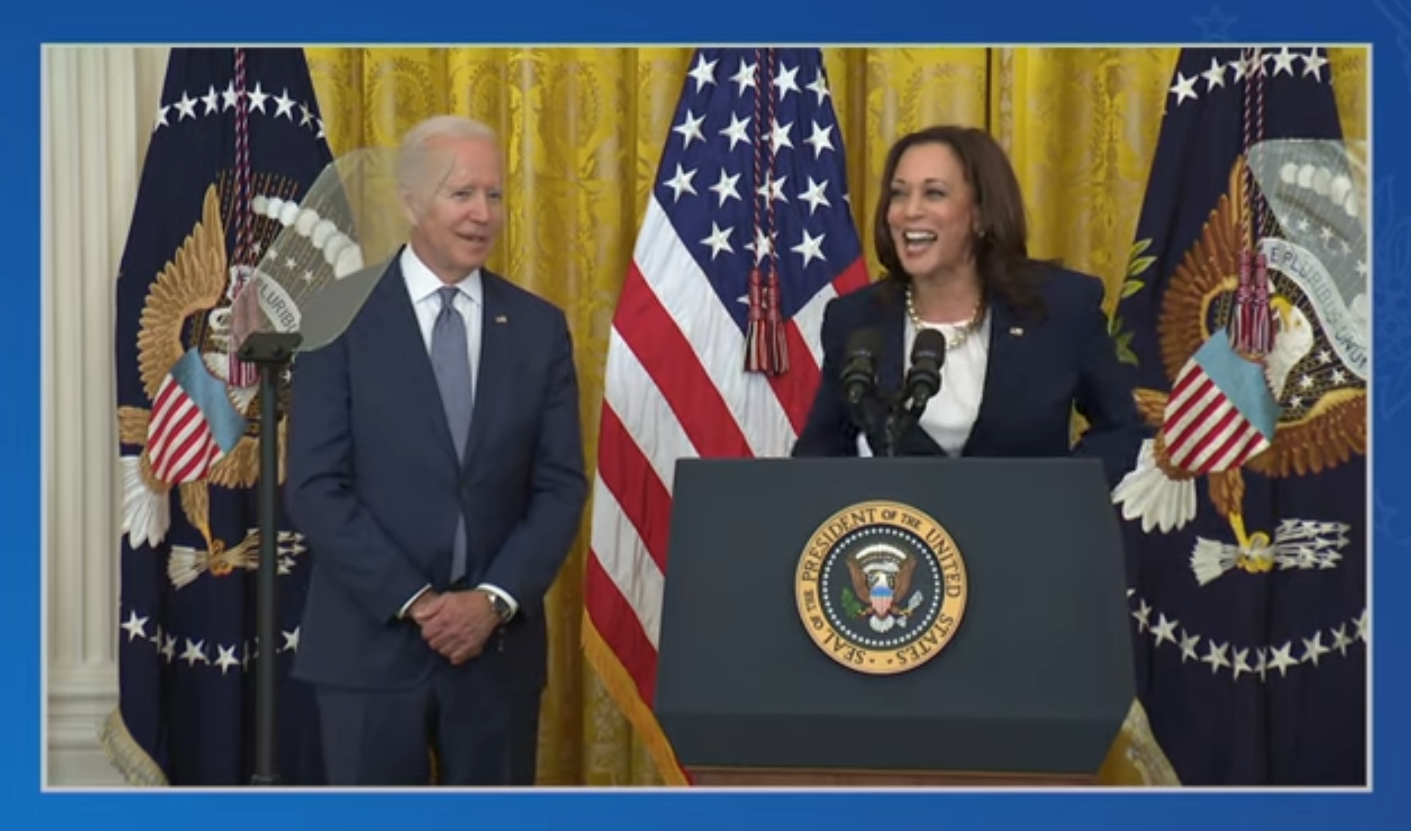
[285, 114, 587, 786]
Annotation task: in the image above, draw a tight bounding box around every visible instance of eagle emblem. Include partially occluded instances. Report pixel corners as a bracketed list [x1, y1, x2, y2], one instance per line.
[845, 543, 924, 632]
[1112, 140, 1366, 585]
[117, 184, 306, 587]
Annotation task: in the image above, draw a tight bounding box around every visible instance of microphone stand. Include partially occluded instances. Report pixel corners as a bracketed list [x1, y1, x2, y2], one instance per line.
[881, 392, 928, 458]
[236, 330, 303, 788]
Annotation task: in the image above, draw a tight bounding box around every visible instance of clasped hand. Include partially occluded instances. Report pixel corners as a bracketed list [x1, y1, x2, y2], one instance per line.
[409, 590, 500, 665]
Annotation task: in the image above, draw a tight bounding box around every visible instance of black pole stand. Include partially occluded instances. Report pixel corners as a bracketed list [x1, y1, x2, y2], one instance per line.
[237, 330, 303, 788]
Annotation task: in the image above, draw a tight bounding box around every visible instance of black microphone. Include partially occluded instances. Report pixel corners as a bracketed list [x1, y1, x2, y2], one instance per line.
[902, 328, 946, 412]
[841, 328, 882, 406]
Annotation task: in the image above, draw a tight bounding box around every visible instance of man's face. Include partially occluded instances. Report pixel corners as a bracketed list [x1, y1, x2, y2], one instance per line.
[405, 135, 505, 282]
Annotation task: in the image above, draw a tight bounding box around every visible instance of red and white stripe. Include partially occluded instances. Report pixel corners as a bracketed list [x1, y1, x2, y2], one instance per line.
[1162, 361, 1271, 474]
[584, 195, 867, 723]
[146, 374, 224, 485]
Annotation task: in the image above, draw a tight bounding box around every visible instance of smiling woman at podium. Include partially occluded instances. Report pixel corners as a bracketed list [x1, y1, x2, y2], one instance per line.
[791, 125, 1147, 487]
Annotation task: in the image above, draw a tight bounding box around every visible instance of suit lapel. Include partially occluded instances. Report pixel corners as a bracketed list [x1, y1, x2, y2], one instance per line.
[366, 256, 462, 464]
[962, 295, 1019, 455]
[877, 288, 907, 396]
[462, 272, 512, 471]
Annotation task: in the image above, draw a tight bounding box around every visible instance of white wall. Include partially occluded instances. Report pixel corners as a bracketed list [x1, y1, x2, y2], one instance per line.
[43, 45, 172, 788]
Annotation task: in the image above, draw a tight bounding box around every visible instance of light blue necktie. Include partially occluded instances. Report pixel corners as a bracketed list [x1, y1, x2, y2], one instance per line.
[431, 286, 472, 584]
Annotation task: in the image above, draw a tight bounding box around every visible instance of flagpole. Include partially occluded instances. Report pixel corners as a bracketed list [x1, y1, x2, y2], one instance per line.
[237, 330, 303, 787]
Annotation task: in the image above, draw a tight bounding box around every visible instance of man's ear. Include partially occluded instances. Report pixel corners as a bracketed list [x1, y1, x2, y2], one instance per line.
[399, 188, 422, 228]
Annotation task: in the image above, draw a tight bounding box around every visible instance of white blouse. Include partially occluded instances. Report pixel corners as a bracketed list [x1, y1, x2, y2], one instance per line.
[856, 310, 992, 457]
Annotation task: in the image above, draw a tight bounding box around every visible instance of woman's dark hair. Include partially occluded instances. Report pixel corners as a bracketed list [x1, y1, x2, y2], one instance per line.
[873, 125, 1049, 319]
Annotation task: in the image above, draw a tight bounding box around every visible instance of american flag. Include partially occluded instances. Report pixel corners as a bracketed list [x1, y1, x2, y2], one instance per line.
[1161, 331, 1279, 474]
[582, 47, 869, 783]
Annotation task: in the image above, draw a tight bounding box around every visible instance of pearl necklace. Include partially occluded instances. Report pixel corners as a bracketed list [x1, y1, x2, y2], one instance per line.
[905, 285, 985, 350]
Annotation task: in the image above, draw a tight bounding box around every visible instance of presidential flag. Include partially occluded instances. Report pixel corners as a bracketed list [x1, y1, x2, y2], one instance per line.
[1109, 47, 1367, 785]
[101, 48, 333, 786]
[582, 48, 870, 783]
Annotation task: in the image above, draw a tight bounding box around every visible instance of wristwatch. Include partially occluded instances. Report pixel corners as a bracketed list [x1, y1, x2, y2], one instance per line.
[482, 590, 513, 624]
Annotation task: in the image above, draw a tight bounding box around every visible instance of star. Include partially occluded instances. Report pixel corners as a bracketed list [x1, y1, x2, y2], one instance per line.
[1270, 47, 1298, 77]
[730, 58, 758, 95]
[1232, 53, 1254, 82]
[281, 628, 301, 653]
[1301, 49, 1330, 81]
[791, 229, 827, 268]
[746, 227, 774, 264]
[1178, 629, 1201, 663]
[1200, 641, 1230, 674]
[273, 88, 297, 120]
[180, 638, 210, 666]
[299, 102, 314, 127]
[1267, 642, 1299, 677]
[1353, 609, 1369, 643]
[174, 92, 198, 120]
[1131, 599, 1152, 632]
[120, 611, 148, 642]
[201, 85, 221, 115]
[673, 108, 706, 149]
[798, 176, 831, 216]
[1150, 613, 1179, 648]
[161, 634, 176, 663]
[764, 172, 789, 204]
[1301, 631, 1331, 667]
[153, 104, 171, 131]
[701, 222, 734, 260]
[804, 120, 835, 158]
[1170, 72, 1199, 106]
[709, 169, 742, 207]
[222, 82, 240, 111]
[246, 82, 269, 114]
[663, 164, 698, 202]
[719, 113, 751, 151]
[687, 54, 717, 92]
[1330, 624, 1354, 656]
[1200, 57, 1227, 91]
[806, 70, 831, 104]
[215, 645, 241, 674]
[769, 118, 794, 153]
[772, 62, 801, 101]
[1231, 647, 1254, 681]
[1193, 4, 1238, 39]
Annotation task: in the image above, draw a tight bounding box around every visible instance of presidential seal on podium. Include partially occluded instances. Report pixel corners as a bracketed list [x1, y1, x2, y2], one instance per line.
[794, 500, 969, 675]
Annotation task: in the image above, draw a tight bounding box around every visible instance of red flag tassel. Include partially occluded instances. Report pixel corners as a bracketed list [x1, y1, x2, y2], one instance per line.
[745, 268, 766, 372]
[1229, 249, 1276, 357]
[743, 268, 788, 375]
[766, 272, 788, 374]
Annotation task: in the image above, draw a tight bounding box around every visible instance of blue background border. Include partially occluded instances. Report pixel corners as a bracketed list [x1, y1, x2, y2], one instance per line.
[11, 0, 1402, 827]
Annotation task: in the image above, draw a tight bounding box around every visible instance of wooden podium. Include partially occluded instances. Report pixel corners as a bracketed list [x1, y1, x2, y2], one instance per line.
[652, 458, 1135, 787]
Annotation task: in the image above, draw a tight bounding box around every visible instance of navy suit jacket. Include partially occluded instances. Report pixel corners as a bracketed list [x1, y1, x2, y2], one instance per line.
[285, 255, 587, 693]
[792, 267, 1146, 488]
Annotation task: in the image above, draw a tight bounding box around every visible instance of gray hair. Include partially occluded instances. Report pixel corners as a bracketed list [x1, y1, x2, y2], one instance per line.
[396, 115, 499, 196]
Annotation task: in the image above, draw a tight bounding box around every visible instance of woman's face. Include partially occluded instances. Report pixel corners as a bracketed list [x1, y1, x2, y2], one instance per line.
[886, 141, 980, 282]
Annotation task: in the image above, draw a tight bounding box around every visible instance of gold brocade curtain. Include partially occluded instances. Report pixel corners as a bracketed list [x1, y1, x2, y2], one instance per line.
[303, 47, 1368, 787]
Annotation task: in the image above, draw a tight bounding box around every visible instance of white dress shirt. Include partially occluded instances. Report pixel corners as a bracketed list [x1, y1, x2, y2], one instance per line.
[395, 245, 519, 622]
